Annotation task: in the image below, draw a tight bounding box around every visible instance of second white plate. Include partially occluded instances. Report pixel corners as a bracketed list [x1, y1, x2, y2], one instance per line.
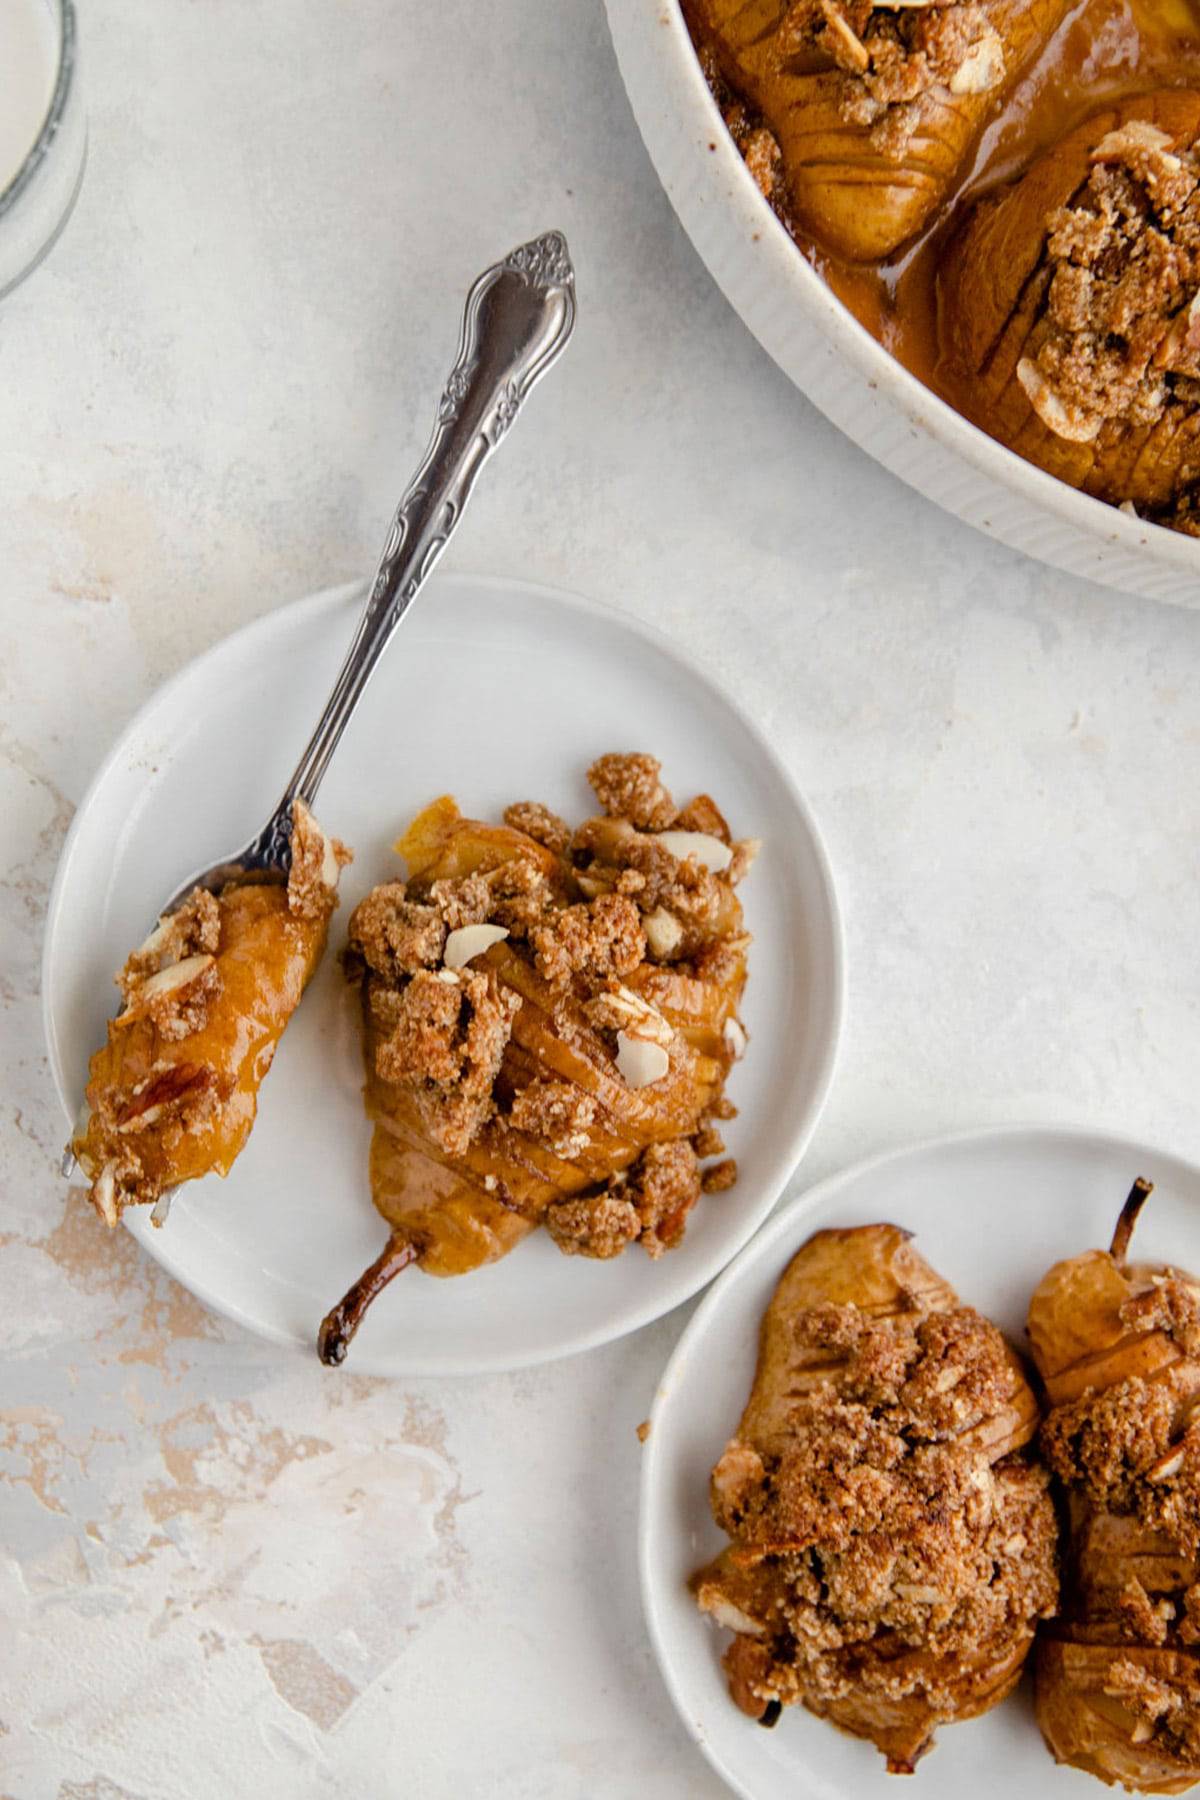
[639, 1123, 1200, 1799]
[42, 573, 843, 1374]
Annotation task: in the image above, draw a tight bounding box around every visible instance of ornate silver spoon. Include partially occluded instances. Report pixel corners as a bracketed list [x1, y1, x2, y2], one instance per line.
[64, 229, 576, 1186]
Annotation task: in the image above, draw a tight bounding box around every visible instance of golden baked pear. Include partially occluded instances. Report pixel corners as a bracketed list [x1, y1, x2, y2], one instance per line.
[685, 0, 1071, 260]
[692, 1223, 1058, 1771]
[318, 757, 753, 1363]
[1030, 1179, 1200, 1792]
[940, 90, 1200, 528]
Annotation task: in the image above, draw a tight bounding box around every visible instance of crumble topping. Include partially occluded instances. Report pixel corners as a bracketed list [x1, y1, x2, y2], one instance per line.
[352, 758, 754, 1254]
[587, 752, 677, 830]
[288, 799, 352, 920]
[1103, 1657, 1200, 1761]
[118, 888, 220, 1000]
[1016, 121, 1200, 445]
[370, 967, 520, 1158]
[345, 880, 446, 979]
[545, 1191, 642, 1259]
[697, 1285, 1057, 1726]
[699, 0, 1005, 176]
[502, 800, 571, 855]
[1041, 1367, 1200, 1558]
[528, 892, 646, 987]
[509, 1079, 597, 1158]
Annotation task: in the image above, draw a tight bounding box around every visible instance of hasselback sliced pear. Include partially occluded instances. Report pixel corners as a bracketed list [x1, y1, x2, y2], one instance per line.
[693, 1224, 1058, 1771]
[685, 0, 1071, 260]
[939, 90, 1200, 516]
[319, 770, 751, 1363]
[1030, 1180, 1200, 1792]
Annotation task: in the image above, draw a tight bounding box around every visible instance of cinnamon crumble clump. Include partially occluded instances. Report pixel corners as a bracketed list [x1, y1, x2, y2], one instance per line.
[117, 889, 220, 999]
[1017, 121, 1200, 445]
[587, 752, 676, 831]
[1041, 1371, 1200, 1558]
[529, 893, 646, 986]
[545, 1190, 642, 1258]
[509, 1079, 597, 1158]
[371, 967, 520, 1158]
[628, 1138, 702, 1257]
[502, 800, 571, 856]
[346, 881, 446, 979]
[288, 799, 351, 921]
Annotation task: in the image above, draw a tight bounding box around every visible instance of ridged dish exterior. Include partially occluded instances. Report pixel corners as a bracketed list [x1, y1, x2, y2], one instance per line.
[603, 0, 1200, 608]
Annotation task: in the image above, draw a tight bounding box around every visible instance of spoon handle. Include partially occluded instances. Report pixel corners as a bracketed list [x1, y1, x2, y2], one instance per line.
[267, 231, 576, 851]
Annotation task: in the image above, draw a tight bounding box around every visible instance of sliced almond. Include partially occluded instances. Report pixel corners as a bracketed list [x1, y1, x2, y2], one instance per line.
[697, 1588, 766, 1636]
[616, 1033, 670, 1089]
[292, 798, 343, 891]
[443, 923, 510, 970]
[1132, 1721, 1157, 1744]
[643, 906, 683, 958]
[117, 953, 216, 1024]
[818, 0, 869, 72]
[948, 28, 1004, 95]
[1148, 1444, 1187, 1482]
[93, 1162, 119, 1228]
[1017, 358, 1102, 443]
[132, 915, 173, 964]
[434, 968, 461, 986]
[655, 830, 733, 873]
[724, 1017, 747, 1060]
[1092, 121, 1179, 166]
[604, 985, 674, 1047]
[151, 1190, 174, 1229]
[893, 1584, 945, 1605]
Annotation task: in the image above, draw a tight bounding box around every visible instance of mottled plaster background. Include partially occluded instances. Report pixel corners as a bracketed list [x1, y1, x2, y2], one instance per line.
[2, 1, 1199, 1795]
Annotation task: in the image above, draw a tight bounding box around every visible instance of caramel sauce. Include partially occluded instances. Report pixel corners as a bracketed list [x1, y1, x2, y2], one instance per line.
[785, 0, 1200, 397]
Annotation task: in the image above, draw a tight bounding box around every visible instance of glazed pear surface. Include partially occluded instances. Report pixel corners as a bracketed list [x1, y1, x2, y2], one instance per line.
[940, 91, 1200, 529]
[692, 1224, 1058, 1772]
[684, 0, 1071, 261]
[1030, 1181, 1200, 1792]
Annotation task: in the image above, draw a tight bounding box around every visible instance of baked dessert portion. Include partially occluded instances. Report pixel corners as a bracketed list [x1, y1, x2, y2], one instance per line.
[317, 754, 755, 1364]
[70, 802, 350, 1227]
[692, 1224, 1058, 1772]
[1029, 1180, 1200, 1792]
[940, 90, 1200, 526]
[684, 0, 1070, 261]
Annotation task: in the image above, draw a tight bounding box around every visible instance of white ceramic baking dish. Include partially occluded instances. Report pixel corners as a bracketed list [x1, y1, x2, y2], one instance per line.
[604, 0, 1200, 608]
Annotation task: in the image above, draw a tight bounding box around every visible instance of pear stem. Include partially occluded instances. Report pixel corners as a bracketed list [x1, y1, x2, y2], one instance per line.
[1110, 1176, 1154, 1265]
[318, 1233, 420, 1365]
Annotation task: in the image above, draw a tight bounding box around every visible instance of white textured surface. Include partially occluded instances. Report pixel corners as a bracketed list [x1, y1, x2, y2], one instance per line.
[1, 3, 1199, 1796]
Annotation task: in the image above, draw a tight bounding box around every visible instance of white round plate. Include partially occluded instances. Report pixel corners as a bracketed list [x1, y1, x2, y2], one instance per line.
[604, 0, 1200, 607]
[640, 1122, 1200, 1798]
[42, 574, 843, 1375]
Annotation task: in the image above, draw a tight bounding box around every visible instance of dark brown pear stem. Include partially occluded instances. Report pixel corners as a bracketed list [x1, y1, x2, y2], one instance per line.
[757, 1700, 782, 1729]
[1110, 1176, 1154, 1265]
[318, 1234, 420, 1365]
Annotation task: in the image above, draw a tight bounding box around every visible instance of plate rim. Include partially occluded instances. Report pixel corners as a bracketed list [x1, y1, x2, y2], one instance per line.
[637, 1118, 1200, 1798]
[41, 569, 847, 1373]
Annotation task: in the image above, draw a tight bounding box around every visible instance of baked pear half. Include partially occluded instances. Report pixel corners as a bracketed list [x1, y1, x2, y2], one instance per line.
[71, 802, 350, 1227]
[685, 0, 1071, 260]
[1030, 1179, 1200, 1792]
[318, 756, 754, 1364]
[940, 90, 1200, 530]
[692, 1223, 1058, 1771]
